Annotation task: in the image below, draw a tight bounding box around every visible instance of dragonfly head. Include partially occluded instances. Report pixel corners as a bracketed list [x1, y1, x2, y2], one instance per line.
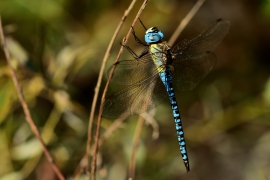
[145, 27, 164, 44]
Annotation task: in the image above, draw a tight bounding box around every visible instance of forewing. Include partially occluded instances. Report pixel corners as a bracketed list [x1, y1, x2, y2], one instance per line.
[107, 53, 156, 85]
[102, 72, 167, 119]
[171, 19, 230, 91]
[172, 19, 230, 60]
[172, 52, 216, 91]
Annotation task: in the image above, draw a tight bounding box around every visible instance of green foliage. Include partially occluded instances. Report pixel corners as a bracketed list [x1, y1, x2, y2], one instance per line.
[0, 0, 270, 180]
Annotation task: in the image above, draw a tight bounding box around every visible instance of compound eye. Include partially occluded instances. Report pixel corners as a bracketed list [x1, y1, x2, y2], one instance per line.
[151, 27, 159, 33]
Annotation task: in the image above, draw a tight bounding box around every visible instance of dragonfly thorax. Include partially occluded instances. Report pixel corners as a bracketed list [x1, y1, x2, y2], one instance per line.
[145, 27, 164, 44]
[149, 42, 172, 72]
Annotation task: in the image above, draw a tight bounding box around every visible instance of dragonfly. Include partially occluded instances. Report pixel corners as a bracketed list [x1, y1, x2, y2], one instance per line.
[102, 19, 230, 171]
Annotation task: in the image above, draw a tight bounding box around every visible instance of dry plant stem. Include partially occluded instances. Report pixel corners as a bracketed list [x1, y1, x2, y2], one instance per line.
[128, 116, 145, 179]
[140, 113, 159, 139]
[0, 17, 65, 180]
[168, 0, 206, 46]
[73, 117, 126, 179]
[99, 117, 126, 145]
[85, 0, 138, 178]
[90, 0, 149, 179]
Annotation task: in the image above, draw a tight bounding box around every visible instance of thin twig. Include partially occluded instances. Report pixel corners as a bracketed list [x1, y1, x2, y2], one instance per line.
[168, 0, 206, 46]
[140, 112, 159, 140]
[73, 117, 126, 179]
[85, 0, 138, 178]
[128, 116, 145, 179]
[19, 104, 63, 179]
[99, 117, 126, 145]
[90, 0, 149, 179]
[0, 17, 65, 180]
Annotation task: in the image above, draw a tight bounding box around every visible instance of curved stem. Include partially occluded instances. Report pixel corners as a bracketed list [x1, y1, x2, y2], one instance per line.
[90, 0, 149, 179]
[128, 116, 144, 179]
[168, 0, 206, 46]
[85, 0, 138, 178]
[0, 17, 65, 180]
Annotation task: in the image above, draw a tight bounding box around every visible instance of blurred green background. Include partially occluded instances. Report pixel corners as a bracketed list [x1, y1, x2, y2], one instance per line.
[1, 0, 270, 179]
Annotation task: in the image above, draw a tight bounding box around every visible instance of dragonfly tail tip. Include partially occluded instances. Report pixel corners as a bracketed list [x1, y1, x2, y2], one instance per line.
[185, 162, 190, 172]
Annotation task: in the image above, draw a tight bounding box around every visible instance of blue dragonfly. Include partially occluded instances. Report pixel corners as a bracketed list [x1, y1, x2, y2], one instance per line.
[102, 19, 230, 171]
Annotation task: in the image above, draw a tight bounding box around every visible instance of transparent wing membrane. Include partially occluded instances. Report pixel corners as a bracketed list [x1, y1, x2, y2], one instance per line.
[171, 19, 230, 90]
[103, 71, 167, 118]
[172, 19, 230, 60]
[108, 54, 156, 85]
[172, 52, 216, 91]
[103, 19, 230, 118]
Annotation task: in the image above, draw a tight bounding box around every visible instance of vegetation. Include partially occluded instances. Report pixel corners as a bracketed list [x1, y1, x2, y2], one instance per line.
[0, 0, 270, 179]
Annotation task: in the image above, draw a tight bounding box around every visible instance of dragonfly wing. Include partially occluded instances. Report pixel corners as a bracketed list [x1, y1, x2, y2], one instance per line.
[172, 52, 216, 91]
[107, 53, 156, 85]
[171, 19, 230, 91]
[102, 72, 167, 119]
[172, 19, 230, 60]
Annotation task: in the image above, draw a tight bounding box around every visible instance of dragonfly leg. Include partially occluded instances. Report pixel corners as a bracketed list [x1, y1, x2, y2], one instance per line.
[137, 48, 149, 58]
[131, 26, 148, 46]
[120, 42, 149, 59]
[120, 42, 139, 58]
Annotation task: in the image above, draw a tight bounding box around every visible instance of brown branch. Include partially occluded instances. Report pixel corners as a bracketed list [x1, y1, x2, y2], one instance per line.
[128, 116, 145, 179]
[85, 0, 138, 178]
[90, 0, 149, 179]
[168, 0, 206, 46]
[72, 117, 126, 179]
[140, 112, 159, 140]
[98, 117, 126, 145]
[0, 17, 65, 180]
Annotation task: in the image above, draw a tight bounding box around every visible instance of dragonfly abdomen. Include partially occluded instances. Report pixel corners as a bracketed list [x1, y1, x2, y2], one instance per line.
[151, 41, 190, 171]
[159, 68, 190, 171]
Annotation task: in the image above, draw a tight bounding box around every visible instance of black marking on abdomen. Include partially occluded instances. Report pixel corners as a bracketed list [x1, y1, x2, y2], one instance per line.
[163, 69, 190, 172]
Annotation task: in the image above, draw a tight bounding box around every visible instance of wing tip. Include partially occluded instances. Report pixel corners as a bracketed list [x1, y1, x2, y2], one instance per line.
[216, 18, 231, 27]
